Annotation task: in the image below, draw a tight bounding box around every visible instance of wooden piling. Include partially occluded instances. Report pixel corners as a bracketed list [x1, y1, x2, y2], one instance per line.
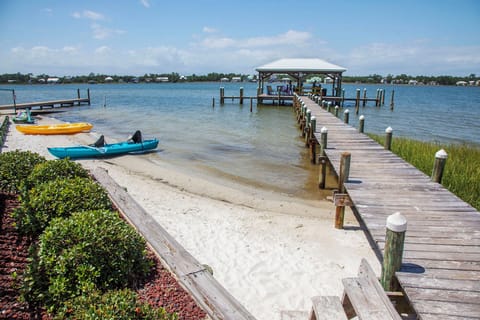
[385, 127, 393, 150]
[335, 152, 351, 229]
[344, 109, 350, 124]
[355, 89, 360, 114]
[390, 90, 395, 110]
[334, 105, 339, 117]
[77, 88, 81, 103]
[382, 89, 386, 106]
[320, 126, 328, 157]
[220, 87, 225, 104]
[359, 115, 365, 133]
[212, 97, 215, 108]
[432, 149, 448, 183]
[375, 89, 380, 107]
[239, 87, 244, 105]
[309, 116, 317, 153]
[341, 89, 345, 108]
[87, 89, 91, 105]
[381, 212, 407, 291]
[250, 98, 253, 112]
[362, 88, 367, 107]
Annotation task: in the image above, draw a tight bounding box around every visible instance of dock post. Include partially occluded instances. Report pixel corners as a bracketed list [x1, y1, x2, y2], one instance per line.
[343, 109, 350, 124]
[341, 89, 345, 108]
[432, 149, 448, 183]
[355, 89, 360, 114]
[87, 89, 91, 105]
[239, 87, 244, 105]
[77, 88, 81, 105]
[335, 152, 351, 229]
[335, 105, 339, 117]
[382, 89, 386, 106]
[390, 90, 395, 110]
[250, 98, 253, 112]
[327, 102, 331, 113]
[385, 127, 393, 150]
[362, 88, 367, 107]
[359, 115, 365, 133]
[304, 109, 311, 138]
[381, 212, 407, 291]
[309, 116, 317, 153]
[375, 89, 380, 107]
[212, 97, 215, 108]
[319, 127, 328, 189]
[220, 87, 225, 104]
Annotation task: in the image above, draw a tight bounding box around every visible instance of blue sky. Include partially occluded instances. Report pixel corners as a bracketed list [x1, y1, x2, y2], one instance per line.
[0, 0, 479, 77]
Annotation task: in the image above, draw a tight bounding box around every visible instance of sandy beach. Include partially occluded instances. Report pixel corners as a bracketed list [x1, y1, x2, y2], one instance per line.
[3, 115, 380, 320]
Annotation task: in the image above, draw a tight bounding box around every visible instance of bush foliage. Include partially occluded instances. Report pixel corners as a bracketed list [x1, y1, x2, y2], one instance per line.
[14, 177, 112, 235]
[23, 210, 152, 313]
[55, 288, 177, 320]
[0, 150, 46, 193]
[24, 158, 90, 190]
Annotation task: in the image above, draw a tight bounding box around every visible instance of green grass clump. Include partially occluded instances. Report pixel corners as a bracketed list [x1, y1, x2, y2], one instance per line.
[369, 134, 480, 210]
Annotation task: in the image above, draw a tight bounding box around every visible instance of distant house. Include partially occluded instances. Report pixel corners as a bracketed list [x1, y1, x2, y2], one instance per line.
[408, 80, 418, 85]
[155, 77, 169, 82]
[220, 77, 230, 82]
[104, 76, 114, 82]
[47, 77, 60, 84]
[456, 81, 467, 86]
[231, 76, 241, 82]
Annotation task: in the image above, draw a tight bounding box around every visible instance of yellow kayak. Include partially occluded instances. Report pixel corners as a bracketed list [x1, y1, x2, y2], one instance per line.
[16, 122, 93, 135]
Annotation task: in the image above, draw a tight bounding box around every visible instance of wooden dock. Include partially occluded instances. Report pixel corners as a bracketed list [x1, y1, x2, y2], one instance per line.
[0, 89, 91, 113]
[296, 95, 480, 319]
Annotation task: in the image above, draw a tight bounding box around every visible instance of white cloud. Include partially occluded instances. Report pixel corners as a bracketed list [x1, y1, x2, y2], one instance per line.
[72, 10, 105, 21]
[140, 0, 150, 8]
[91, 23, 125, 40]
[202, 26, 217, 33]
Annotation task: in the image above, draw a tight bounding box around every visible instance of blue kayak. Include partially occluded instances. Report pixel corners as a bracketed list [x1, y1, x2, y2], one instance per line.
[48, 131, 159, 159]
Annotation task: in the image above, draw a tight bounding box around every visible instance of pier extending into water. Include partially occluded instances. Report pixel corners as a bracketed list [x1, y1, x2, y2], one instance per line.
[296, 94, 479, 319]
[0, 88, 91, 114]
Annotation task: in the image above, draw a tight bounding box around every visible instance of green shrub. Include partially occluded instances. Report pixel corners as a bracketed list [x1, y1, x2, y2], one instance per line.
[14, 177, 112, 235]
[0, 150, 46, 193]
[24, 158, 90, 191]
[55, 288, 177, 320]
[22, 210, 152, 312]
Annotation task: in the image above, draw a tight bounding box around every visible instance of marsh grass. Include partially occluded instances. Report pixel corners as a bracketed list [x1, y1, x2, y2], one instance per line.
[368, 134, 480, 211]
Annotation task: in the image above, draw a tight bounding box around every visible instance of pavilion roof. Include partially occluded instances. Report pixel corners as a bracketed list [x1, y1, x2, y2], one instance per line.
[256, 58, 347, 74]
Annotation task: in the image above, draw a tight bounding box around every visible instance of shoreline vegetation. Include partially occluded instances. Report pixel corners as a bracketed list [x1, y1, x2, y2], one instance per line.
[369, 133, 480, 211]
[1, 72, 479, 86]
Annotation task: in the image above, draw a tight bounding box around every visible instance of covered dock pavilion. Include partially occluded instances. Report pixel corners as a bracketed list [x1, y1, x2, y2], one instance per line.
[255, 58, 347, 104]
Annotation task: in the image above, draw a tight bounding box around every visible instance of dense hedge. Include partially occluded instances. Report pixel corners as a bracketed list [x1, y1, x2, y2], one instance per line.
[23, 158, 90, 190]
[0, 150, 46, 193]
[14, 177, 112, 235]
[22, 210, 152, 313]
[55, 289, 177, 320]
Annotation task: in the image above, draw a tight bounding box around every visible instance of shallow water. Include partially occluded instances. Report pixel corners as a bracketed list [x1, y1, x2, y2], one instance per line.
[2, 82, 479, 198]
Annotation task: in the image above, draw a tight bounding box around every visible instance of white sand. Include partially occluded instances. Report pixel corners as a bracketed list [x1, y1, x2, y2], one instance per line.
[3, 115, 380, 320]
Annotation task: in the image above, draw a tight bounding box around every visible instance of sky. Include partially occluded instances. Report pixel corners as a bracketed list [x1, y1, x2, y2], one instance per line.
[0, 0, 479, 77]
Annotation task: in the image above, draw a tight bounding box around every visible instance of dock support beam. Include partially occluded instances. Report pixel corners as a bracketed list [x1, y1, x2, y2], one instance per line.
[335, 152, 351, 229]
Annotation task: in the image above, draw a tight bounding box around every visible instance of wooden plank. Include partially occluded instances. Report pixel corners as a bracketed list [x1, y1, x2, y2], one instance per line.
[309, 296, 348, 320]
[342, 277, 401, 320]
[92, 167, 255, 320]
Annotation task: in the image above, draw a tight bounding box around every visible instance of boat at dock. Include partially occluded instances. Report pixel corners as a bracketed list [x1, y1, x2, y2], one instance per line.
[48, 130, 159, 159]
[16, 122, 93, 135]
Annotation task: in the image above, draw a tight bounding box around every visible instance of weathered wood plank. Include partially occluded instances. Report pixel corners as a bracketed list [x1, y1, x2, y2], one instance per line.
[309, 296, 348, 320]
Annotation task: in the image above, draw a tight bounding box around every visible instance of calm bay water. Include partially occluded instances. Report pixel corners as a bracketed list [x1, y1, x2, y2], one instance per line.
[2, 82, 479, 198]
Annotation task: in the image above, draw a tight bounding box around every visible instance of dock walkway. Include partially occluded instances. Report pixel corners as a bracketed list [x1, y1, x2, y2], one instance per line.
[298, 95, 480, 320]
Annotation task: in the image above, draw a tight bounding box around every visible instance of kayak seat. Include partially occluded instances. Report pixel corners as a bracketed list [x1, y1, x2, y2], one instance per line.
[128, 130, 142, 143]
[91, 135, 106, 147]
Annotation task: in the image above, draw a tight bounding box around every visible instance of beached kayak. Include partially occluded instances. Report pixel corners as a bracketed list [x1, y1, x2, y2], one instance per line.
[16, 122, 93, 135]
[48, 131, 159, 159]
